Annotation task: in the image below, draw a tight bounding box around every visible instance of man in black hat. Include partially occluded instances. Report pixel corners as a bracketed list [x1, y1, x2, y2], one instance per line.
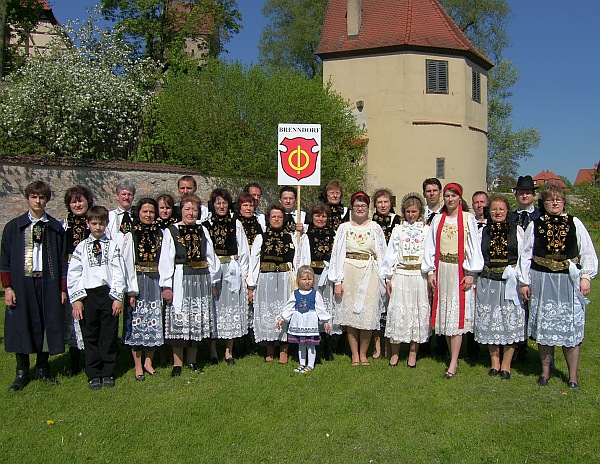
[509, 175, 540, 362]
[509, 175, 540, 232]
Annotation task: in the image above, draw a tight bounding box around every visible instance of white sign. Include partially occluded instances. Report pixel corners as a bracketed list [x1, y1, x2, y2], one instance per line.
[277, 123, 321, 186]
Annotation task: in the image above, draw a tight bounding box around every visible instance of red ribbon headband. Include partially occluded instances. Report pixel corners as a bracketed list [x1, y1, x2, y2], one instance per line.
[443, 183, 463, 197]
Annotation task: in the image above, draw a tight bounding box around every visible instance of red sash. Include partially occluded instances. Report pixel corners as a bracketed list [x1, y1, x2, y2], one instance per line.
[431, 208, 466, 329]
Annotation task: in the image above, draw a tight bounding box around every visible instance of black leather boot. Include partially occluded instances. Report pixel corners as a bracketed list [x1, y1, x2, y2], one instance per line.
[9, 354, 30, 392]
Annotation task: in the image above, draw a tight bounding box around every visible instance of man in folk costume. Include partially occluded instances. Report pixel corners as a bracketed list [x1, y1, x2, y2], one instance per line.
[423, 178, 443, 225]
[421, 177, 445, 358]
[173, 175, 211, 222]
[1, 181, 67, 392]
[509, 175, 540, 362]
[107, 180, 136, 248]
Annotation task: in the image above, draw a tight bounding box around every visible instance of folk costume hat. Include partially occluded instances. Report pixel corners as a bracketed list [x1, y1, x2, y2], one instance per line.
[513, 175, 538, 191]
[400, 192, 426, 217]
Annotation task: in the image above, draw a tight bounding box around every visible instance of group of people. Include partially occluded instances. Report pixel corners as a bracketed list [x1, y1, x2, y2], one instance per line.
[2, 173, 596, 392]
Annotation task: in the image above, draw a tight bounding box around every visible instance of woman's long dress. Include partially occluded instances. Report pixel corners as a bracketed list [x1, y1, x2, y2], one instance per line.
[237, 214, 265, 332]
[517, 214, 597, 346]
[474, 221, 525, 345]
[422, 212, 484, 335]
[122, 222, 164, 349]
[298, 223, 340, 334]
[328, 221, 387, 330]
[62, 213, 89, 349]
[204, 214, 250, 340]
[381, 221, 431, 344]
[247, 227, 309, 343]
[158, 224, 220, 345]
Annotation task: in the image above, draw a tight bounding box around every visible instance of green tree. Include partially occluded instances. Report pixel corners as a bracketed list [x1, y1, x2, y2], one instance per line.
[0, 15, 156, 159]
[0, 0, 45, 78]
[569, 184, 600, 240]
[440, 0, 541, 181]
[100, 0, 241, 65]
[258, 0, 327, 78]
[140, 58, 365, 193]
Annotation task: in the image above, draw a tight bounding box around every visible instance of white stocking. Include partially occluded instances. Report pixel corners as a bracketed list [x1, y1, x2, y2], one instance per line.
[298, 345, 307, 367]
[307, 345, 316, 368]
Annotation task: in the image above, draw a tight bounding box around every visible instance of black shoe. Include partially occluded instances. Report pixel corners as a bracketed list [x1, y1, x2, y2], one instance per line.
[37, 368, 60, 385]
[488, 368, 500, 376]
[171, 366, 182, 377]
[186, 363, 199, 371]
[406, 360, 417, 369]
[102, 377, 115, 388]
[8, 370, 30, 392]
[89, 377, 102, 391]
[210, 357, 219, 365]
[537, 376, 549, 387]
[135, 374, 145, 381]
[499, 370, 511, 380]
[567, 381, 579, 389]
[327, 353, 335, 362]
[225, 358, 235, 366]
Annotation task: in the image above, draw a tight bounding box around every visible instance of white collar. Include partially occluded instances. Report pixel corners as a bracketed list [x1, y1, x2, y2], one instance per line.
[28, 212, 48, 224]
[516, 206, 535, 214]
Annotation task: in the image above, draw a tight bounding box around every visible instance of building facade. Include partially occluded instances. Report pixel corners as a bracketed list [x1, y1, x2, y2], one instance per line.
[316, 0, 493, 197]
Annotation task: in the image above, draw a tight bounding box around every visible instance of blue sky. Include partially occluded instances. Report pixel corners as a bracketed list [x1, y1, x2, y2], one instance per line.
[51, 0, 599, 183]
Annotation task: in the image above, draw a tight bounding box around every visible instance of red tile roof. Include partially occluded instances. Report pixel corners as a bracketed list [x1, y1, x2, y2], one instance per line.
[533, 171, 566, 188]
[316, 0, 493, 70]
[169, 2, 214, 35]
[574, 168, 596, 186]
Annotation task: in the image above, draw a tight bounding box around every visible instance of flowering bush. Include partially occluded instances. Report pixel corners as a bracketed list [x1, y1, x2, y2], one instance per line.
[0, 14, 156, 160]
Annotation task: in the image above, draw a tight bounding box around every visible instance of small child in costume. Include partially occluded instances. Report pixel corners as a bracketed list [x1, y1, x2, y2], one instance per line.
[276, 266, 331, 373]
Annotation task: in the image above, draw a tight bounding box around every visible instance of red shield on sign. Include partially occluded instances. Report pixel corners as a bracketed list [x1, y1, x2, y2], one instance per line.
[279, 137, 319, 181]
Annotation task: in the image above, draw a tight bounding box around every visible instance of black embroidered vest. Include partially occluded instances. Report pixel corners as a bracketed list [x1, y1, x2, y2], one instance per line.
[133, 223, 163, 265]
[481, 221, 518, 280]
[168, 224, 208, 268]
[372, 213, 400, 243]
[327, 203, 348, 231]
[203, 215, 238, 256]
[306, 224, 334, 274]
[260, 227, 295, 264]
[532, 214, 578, 274]
[237, 215, 263, 248]
[66, 213, 89, 254]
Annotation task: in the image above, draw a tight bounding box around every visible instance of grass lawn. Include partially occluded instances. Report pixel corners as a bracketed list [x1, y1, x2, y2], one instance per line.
[1, 289, 599, 462]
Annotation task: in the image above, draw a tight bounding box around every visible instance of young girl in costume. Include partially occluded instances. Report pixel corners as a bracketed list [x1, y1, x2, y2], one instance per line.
[276, 266, 331, 373]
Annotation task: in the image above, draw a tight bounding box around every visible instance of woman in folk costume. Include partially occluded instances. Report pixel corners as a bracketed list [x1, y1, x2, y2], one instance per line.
[297, 203, 340, 361]
[159, 195, 220, 377]
[371, 188, 401, 359]
[235, 192, 266, 352]
[381, 192, 430, 368]
[320, 179, 349, 232]
[122, 198, 164, 380]
[475, 195, 526, 380]
[423, 183, 484, 379]
[61, 185, 93, 376]
[203, 188, 250, 366]
[247, 204, 309, 363]
[518, 184, 597, 388]
[155, 193, 177, 230]
[329, 191, 387, 366]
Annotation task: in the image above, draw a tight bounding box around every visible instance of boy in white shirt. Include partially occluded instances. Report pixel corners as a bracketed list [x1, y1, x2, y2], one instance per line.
[68, 206, 127, 390]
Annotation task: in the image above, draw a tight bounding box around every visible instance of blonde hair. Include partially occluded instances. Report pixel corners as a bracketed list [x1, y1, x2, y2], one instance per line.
[296, 265, 315, 281]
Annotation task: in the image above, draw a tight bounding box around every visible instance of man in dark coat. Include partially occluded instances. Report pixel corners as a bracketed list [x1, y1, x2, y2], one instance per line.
[1, 181, 67, 392]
